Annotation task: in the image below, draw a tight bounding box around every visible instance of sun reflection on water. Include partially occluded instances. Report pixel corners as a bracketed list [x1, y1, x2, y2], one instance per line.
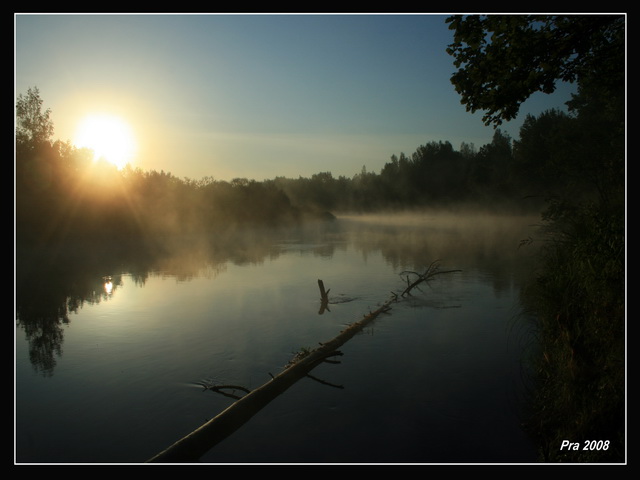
[104, 276, 113, 295]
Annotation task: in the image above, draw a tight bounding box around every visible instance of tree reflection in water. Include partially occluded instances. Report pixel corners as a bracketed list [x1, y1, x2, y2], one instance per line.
[15, 222, 336, 376]
[16, 214, 537, 379]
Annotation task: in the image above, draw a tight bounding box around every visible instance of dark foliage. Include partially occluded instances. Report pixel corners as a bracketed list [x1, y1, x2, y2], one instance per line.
[16, 14, 625, 461]
[444, 14, 625, 462]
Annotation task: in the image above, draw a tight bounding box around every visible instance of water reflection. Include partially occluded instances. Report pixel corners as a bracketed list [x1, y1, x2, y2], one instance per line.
[15, 267, 125, 376]
[341, 212, 540, 295]
[104, 276, 113, 295]
[15, 213, 540, 377]
[16, 213, 543, 463]
[15, 222, 337, 376]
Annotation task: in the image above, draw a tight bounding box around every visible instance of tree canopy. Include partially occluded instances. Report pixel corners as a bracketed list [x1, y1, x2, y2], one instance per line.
[445, 15, 625, 462]
[446, 14, 625, 126]
[16, 86, 55, 147]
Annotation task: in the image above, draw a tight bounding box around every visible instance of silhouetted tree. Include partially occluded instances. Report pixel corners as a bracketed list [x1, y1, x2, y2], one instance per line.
[470, 129, 513, 198]
[446, 14, 624, 127]
[512, 109, 580, 199]
[446, 15, 625, 461]
[16, 86, 54, 148]
[410, 140, 468, 201]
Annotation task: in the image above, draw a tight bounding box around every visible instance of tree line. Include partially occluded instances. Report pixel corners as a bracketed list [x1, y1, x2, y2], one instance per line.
[16, 86, 614, 252]
[271, 108, 610, 214]
[16, 14, 625, 461]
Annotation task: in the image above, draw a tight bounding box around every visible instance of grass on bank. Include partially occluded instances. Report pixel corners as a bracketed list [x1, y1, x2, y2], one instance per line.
[522, 200, 625, 462]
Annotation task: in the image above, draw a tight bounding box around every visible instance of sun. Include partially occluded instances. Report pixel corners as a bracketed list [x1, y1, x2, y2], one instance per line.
[74, 114, 137, 169]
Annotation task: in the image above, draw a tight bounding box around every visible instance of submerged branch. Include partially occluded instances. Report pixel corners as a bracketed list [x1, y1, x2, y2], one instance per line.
[318, 279, 330, 314]
[147, 266, 459, 463]
[306, 373, 344, 389]
[200, 383, 252, 400]
[400, 260, 462, 297]
[148, 299, 393, 463]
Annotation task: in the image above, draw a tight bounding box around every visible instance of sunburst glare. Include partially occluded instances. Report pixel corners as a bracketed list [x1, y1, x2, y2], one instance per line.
[74, 114, 137, 170]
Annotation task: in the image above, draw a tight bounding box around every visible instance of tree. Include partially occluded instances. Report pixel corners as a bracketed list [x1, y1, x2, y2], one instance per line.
[471, 129, 513, 195]
[512, 109, 582, 199]
[16, 86, 54, 148]
[445, 15, 625, 127]
[410, 141, 468, 201]
[447, 16, 626, 462]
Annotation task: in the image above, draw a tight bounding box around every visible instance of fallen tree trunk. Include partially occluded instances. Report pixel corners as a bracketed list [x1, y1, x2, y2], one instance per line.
[147, 263, 457, 463]
[147, 297, 394, 463]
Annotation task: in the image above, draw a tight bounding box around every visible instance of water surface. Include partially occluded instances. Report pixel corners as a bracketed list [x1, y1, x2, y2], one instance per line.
[15, 212, 541, 463]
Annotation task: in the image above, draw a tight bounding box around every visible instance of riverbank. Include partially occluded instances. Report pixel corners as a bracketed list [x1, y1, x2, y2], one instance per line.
[521, 201, 625, 463]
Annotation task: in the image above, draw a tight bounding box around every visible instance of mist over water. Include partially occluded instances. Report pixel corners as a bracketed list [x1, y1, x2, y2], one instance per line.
[339, 210, 541, 278]
[16, 211, 542, 463]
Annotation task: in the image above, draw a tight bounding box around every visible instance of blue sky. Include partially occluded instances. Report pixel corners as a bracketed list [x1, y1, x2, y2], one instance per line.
[15, 13, 576, 181]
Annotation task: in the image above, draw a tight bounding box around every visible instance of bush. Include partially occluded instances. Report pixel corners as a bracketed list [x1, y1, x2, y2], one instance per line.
[523, 200, 625, 462]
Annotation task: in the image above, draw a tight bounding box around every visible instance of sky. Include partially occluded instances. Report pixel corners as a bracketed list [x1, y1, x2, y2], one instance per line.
[15, 13, 577, 182]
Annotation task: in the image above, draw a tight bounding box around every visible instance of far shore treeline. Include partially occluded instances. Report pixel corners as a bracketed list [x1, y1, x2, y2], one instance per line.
[15, 93, 602, 251]
[16, 15, 625, 463]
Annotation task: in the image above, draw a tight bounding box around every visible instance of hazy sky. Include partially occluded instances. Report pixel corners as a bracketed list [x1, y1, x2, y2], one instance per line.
[15, 13, 576, 181]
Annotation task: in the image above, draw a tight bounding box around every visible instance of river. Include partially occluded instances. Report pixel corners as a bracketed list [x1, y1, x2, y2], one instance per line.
[15, 211, 542, 464]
